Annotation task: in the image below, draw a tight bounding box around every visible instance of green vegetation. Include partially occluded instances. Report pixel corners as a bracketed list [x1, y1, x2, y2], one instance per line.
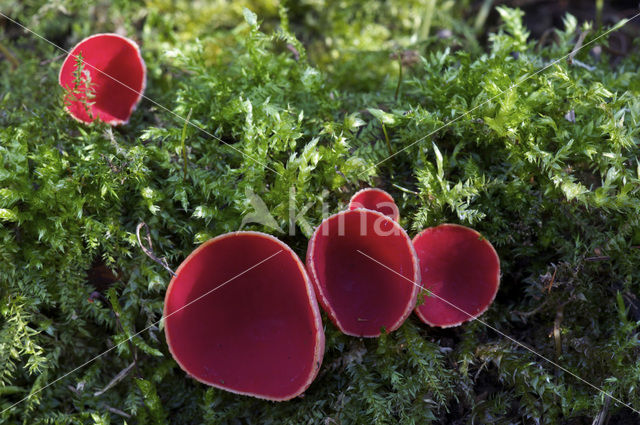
[1, 1, 640, 423]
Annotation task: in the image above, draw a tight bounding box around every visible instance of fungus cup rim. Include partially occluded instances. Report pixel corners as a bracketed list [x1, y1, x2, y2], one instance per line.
[348, 187, 400, 222]
[58, 33, 147, 125]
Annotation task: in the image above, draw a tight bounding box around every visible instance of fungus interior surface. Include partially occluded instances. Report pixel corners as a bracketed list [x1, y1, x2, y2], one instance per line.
[59, 34, 145, 124]
[413, 224, 500, 327]
[164, 232, 323, 400]
[349, 188, 399, 221]
[308, 210, 418, 337]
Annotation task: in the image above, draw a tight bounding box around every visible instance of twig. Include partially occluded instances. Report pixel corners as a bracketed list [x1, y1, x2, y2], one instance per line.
[94, 362, 136, 396]
[546, 266, 557, 293]
[568, 30, 590, 65]
[136, 222, 176, 277]
[0, 40, 19, 69]
[335, 165, 349, 183]
[585, 255, 611, 262]
[571, 60, 596, 71]
[39, 53, 64, 66]
[592, 395, 611, 425]
[68, 385, 132, 418]
[286, 44, 300, 61]
[103, 405, 132, 419]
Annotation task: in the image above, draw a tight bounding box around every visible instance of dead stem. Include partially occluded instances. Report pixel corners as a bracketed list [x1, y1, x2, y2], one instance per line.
[0, 41, 19, 68]
[136, 222, 177, 277]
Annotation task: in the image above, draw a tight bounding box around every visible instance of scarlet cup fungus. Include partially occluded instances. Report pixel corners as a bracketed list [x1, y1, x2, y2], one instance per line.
[413, 224, 500, 328]
[58, 33, 146, 125]
[306, 209, 420, 337]
[164, 232, 324, 401]
[348, 188, 400, 222]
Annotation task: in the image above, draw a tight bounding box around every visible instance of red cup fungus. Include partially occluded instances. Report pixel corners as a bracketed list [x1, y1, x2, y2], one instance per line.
[348, 187, 400, 222]
[413, 224, 500, 328]
[163, 231, 325, 401]
[306, 209, 420, 337]
[58, 33, 146, 125]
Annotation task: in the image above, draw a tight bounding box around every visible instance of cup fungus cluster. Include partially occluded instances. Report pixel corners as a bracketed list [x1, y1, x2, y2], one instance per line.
[55, 34, 500, 398]
[59, 33, 146, 125]
[163, 187, 500, 400]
